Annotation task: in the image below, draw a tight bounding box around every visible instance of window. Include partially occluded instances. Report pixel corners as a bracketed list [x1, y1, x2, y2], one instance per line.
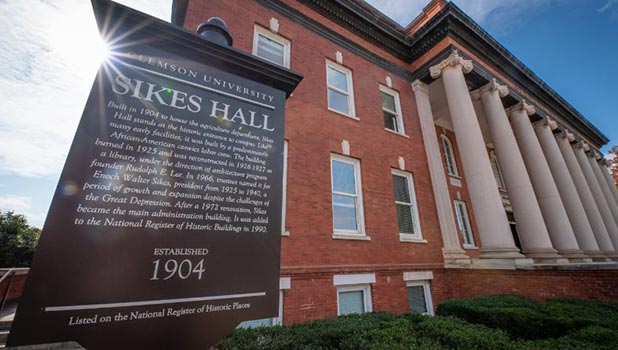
[406, 281, 433, 315]
[252, 25, 290, 68]
[441, 135, 459, 177]
[337, 285, 372, 315]
[507, 211, 522, 252]
[380, 86, 404, 134]
[238, 278, 290, 328]
[326, 61, 355, 117]
[454, 200, 475, 247]
[392, 169, 422, 241]
[490, 151, 506, 190]
[282, 141, 289, 235]
[331, 155, 365, 236]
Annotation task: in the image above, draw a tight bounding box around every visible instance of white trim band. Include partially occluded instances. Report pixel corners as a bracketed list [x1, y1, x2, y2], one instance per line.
[333, 273, 376, 286]
[403, 271, 434, 281]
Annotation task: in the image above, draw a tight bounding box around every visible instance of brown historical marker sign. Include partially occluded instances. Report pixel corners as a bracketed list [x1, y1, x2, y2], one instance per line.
[7, 1, 302, 349]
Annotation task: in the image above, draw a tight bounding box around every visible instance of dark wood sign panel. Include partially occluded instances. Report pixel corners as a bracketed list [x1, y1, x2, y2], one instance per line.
[8, 1, 301, 349]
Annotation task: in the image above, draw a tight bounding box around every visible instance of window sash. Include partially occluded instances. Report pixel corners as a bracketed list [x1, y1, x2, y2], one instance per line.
[454, 200, 474, 246]
[441, 136, 458, 176]
[407, 286, 428, 314]
[392, 171, 421, 238]
[252, 26, 290, 68]
[337, 285, 372, 316]
[380, 88, 403, 133]
[326, 62, 354, 117]
[491, 153, 506, 189]
[383, 111, 399, 132]
[327, 67, 350, 94]
[331, 156, 363, 234]
[328, 84, 350, 96]
[327, 89, 351, 115]
[256, 34, 285, 66]
[406, 281, 433, 315]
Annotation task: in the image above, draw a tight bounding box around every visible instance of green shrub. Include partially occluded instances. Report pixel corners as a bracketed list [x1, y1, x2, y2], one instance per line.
[436, 295, 618, 340]
[411, 315, 515, 350]
[218, 297, 618, 350]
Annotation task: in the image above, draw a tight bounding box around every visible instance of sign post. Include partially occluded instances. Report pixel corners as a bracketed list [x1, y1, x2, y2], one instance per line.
[7, 1, 302, 348]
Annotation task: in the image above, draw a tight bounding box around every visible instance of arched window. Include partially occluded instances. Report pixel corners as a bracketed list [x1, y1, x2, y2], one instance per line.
[441, 135, 459, 177]
[490, 151, 506, 190]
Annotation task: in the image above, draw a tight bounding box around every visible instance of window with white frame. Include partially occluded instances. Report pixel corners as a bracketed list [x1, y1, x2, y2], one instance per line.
[337, 284, 372, 315]
[281, 141, 289, 235]
[331, 155, 365, 235]
[441, 135, 459, 177]
[380, 86, 404, 134]
[490, 151, 506, 190]
[238, 278, 290, 328]
[406, 281, 433, 315]
[334, 274, 374, 316]
[326, 61, 355, 117]
[454, 200, 475, 247]
[252, 25, 291, 68]
[391, 169, 422, 240]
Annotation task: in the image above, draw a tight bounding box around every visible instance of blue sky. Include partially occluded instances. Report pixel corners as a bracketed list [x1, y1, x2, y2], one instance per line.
[0, 0, 616, 228]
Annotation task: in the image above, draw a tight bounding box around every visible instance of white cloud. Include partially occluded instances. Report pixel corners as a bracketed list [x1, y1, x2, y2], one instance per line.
[598, 0, 618, 12]
[0, 194, 32, 213]
[0, 0, 170, 178]
[0, 194, 46, 227]
[598, 0, 618, 19]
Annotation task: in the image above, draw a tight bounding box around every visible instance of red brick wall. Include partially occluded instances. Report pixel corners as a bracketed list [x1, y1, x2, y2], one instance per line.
[280, 268, 618, 325]
[0, 272, 27, 303]
[187, 0, 447, 268]
[436, 269, 618, 303]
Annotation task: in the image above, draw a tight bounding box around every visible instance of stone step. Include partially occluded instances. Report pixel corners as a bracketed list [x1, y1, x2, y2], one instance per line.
[0, 321, 10, 332]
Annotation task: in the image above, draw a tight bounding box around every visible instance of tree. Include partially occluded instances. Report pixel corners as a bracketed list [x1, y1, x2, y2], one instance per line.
[608, 146, 618, 188]
[0, 211, 41, 267]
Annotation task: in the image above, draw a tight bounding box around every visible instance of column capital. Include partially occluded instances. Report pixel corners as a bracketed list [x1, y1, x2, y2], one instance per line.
[411, 80, 429, 94]
[430, 50, 473, 79]
[594, 151, 603, 161]
[573, 141, 587, 151]
[557, 130, 576, 142]
[481, 78, 509, 97]
[470, 78, 508, 100]
[533, 116, 558, 130]
[506, 99, 536, 116]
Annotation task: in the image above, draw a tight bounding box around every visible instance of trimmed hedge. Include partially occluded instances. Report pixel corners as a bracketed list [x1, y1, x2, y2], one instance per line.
[218, 313, 512, 350]
[218, 296, 618, 350]
[437, 295, 618, 340]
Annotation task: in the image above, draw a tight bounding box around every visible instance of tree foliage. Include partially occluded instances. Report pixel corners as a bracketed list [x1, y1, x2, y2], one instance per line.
[0, 211, 41, 267]
[608, 146, 618, 187]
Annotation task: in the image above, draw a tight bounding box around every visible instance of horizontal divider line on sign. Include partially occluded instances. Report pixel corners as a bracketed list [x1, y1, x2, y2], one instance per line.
[44, 291, 266, 312]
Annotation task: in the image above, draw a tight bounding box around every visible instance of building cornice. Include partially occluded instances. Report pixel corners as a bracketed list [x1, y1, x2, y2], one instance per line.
[171, 0, 608, 147]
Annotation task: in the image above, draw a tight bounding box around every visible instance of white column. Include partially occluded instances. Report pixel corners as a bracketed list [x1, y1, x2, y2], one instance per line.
[430, 51, 524, 262]
[535, 119, 601, 261]
[557, 131, 615, 257]
[573, 142, 618, 251]
[475, 83, 565, 262]
[589, 151, 618, 224]
[412, 80, 471, 267]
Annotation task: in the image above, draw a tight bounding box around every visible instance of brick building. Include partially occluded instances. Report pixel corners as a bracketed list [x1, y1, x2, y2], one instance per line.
[172, 0, 618, 326]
